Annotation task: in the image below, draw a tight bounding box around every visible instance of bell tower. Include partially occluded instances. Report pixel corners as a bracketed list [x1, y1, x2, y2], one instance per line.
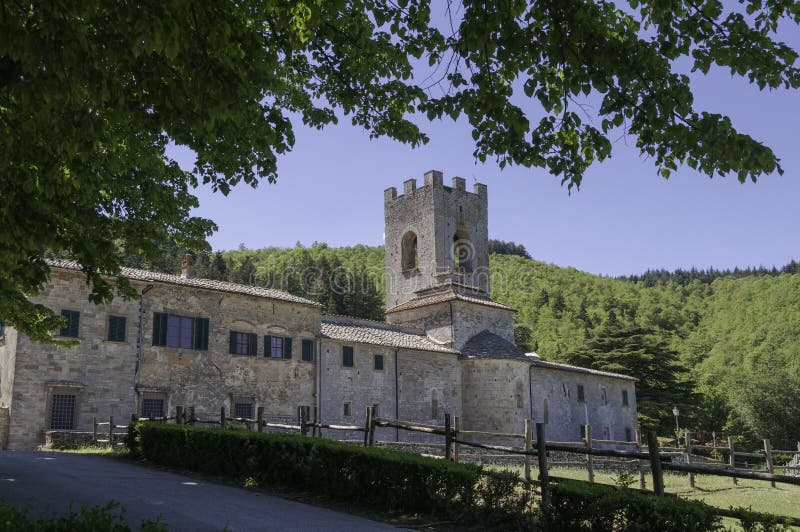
[384, 170, 490, 310]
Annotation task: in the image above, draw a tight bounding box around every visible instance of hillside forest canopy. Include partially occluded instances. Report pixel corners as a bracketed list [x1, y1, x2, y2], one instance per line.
[120, 239, 800, 449]
[2, 1, 800, 340]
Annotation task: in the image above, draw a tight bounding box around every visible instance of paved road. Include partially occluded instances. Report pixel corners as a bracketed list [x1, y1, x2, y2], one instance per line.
[0, 451, 398, 531]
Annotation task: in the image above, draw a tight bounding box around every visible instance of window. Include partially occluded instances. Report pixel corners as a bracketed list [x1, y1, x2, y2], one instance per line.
[562, 382, 568, 397]
[343, 402, 351, 417]
[265, 335, 292, 359]
[141, 398, 164, 419]
[50, 394, 76, 430]
[298, 405, 311, 422]
[577, 384, 585, 403]
[372, 404, 379, 416]
[401, 231, 418, 271]
[230, 331, 258, 356]
[601, 387, 607, 405]
[580, 425, 587, 440]
[301, 339, 314, 362]
[152, 313, 209, 350]
[107, 315, 127, 342]
[234, 402, 254, 420]
[342, 346, 354, 367]
[431, 392, 438, 419]
[59, 310, 80, 338]
[453, 230, 473, 272]
[603, 426, 610, 439]
[622, 389, 629, 407]
[373, 354, 384, 371]
[625, 427, 633, 442]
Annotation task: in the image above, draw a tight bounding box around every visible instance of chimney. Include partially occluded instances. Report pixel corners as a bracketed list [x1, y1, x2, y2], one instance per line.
[181, 253, 196, 279]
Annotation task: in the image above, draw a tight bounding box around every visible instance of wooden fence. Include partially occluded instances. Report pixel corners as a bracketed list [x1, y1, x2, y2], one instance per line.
[134, 405, 800, 527]
[90, 416, 128, 446]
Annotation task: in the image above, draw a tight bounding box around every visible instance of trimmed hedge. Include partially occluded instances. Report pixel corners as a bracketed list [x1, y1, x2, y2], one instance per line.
[127, 422, 533, 526]
[544, 478, 790, 532]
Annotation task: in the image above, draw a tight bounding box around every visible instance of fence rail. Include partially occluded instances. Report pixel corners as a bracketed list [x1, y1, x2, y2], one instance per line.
[127, 405, 800, 528]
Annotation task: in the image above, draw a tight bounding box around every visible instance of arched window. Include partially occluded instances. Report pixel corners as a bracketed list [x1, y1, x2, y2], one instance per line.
[401, 231, 418, 271]
[453, 229, 473, 272]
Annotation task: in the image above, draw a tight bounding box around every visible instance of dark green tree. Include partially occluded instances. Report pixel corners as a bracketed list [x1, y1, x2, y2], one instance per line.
[562, 325, 695, 432]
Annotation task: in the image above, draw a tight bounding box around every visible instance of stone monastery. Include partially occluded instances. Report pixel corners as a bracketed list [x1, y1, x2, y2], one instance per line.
[0, 170, 637, 450]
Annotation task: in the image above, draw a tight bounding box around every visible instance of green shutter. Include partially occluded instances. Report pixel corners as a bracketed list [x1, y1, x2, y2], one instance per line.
[194, 318, 209, 350]
[284, 337, 292, 359]
[69, 311, 80, 337]
[229, 331, 237, 354]
[264, 335, 272, 357]
[152, 313, 168, 346]
[248, 333, 258, 356]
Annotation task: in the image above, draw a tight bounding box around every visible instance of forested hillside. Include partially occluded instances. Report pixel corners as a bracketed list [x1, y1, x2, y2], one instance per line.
[133, 242, 800, 448]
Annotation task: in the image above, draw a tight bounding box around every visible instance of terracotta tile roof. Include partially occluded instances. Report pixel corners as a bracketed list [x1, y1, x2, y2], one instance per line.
[320, 314, 459, 354]
[386, 290, 516, 313]
[460, 330, 528, 360]
[527, 356, 638, 381]
[45, 258, 322, 307]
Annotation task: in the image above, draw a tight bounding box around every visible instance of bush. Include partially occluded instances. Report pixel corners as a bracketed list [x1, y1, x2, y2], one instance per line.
[0, 501, 165, 531]
[544, 479, 723, 532]
[127, 422, 533, 526]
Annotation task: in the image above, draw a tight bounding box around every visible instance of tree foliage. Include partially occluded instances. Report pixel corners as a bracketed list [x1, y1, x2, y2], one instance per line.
[561, 325, 695, 432]
[2, 1, 798, 340]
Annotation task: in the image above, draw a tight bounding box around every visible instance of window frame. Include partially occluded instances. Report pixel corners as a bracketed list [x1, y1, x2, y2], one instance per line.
[601, 387, 607, 405]
[577, 384, 585, 403]
[622, 389, 629, 407]
[107, 315, 127, 343]
[342, 346, 354, 368]
[373, 353, 384, 371]
[264, 335, 292, 359]
[49, 393, 77, 430]
[343, 402, 352, 417]
[59, 309, 80, 338]
[139, 391, 167, 420]
[233, 401, 255, 421]
[301, 339, 314, 362]
[230, 331, 258, 356]
[152, 312, 209, 350]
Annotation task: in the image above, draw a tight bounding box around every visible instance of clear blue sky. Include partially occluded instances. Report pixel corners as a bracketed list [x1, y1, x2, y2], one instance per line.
[177, 23, 800, 277]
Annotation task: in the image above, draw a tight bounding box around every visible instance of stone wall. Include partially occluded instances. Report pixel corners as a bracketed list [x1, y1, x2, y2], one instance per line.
[137, 283, 320, 425]
[451, 300, 514, 350]
[460, 358, 531, 435]
[6, 269, 140, 450]
[531, 365, 638, 445]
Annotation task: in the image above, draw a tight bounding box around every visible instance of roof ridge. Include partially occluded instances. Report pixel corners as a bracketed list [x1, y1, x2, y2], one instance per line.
[321, 313, 427, 336]
[45, 258, 322, 307]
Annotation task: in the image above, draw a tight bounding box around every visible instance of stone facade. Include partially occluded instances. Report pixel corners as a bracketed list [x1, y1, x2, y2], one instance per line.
[0, 171, 638, 450]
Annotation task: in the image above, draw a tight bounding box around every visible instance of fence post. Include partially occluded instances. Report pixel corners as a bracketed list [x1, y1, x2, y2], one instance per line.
[92, 416, 98, 444]
[444, 413, 452, 461]
[257, 406, 264, 433]
[635, 425, 646, 490]
[647, 431, 664, 495]
[300, 407, 308, 437]
[368, 407, 377, 447]
[536, 423, 549, 501]
[728, 436, 738, 485]
[764, 439, 775, 488]
[189, 406, 196, 426]
[108, 416, 114, 447]
[453, 416, 461, 463]
[363, 406, 372, 447]
[685, 430, 695, 488]
[220, 406, 226, 429]
[176, 406, 183, 426]
[585, 425, 594, 483]
[524, 419, 532, 482]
